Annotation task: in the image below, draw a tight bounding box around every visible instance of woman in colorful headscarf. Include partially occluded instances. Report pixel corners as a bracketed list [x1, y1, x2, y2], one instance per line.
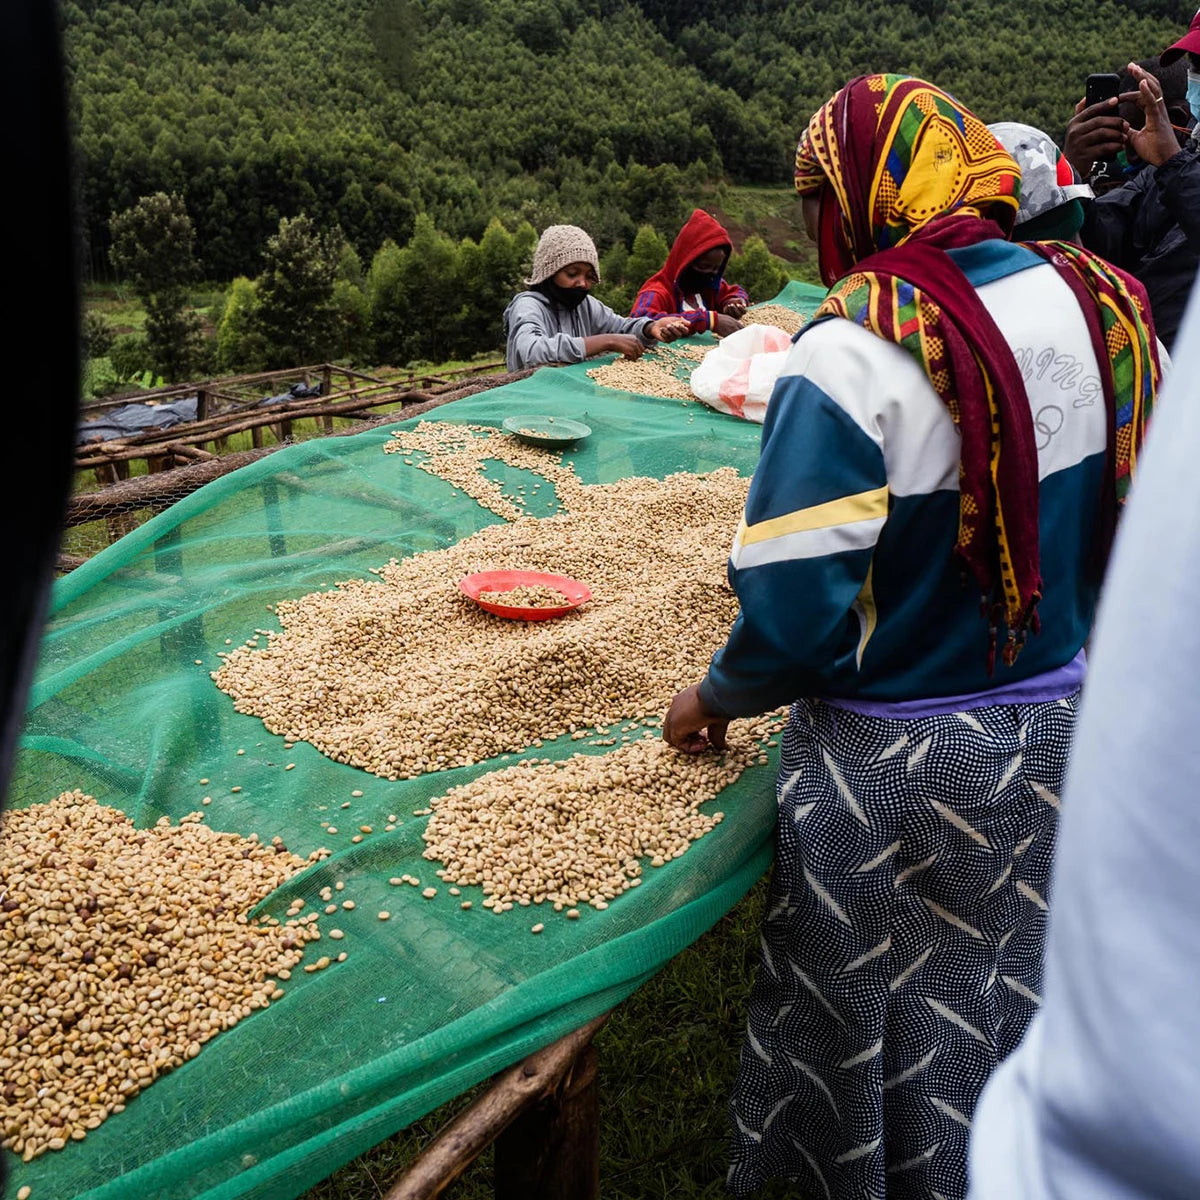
[663, 75, 1162, 1200]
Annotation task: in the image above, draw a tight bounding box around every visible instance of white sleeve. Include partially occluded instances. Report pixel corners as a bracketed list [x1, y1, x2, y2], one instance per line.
[1156, 337, 1171, 378]
[968, 283, 1200, 1199]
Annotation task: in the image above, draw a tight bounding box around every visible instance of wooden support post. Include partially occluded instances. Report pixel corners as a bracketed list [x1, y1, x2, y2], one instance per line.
[196, 388, 210, 421]
[251, 424, 263, 449]
[105, 508, 139, 544]
[262, 478, 288, 559]
[493, 1043, 599, 1200]
[93, 462, 119, 490]
[383, 1014, 608, 1200]
[97, 458, 136, 543]
[55, 552, 89, 574]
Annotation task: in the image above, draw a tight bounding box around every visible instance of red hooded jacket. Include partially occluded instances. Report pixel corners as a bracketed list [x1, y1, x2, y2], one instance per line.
[631, 209, 749, 332]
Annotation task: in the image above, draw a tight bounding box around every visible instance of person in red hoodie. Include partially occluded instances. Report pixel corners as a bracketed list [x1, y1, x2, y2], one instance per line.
[631, 209, 749, 335]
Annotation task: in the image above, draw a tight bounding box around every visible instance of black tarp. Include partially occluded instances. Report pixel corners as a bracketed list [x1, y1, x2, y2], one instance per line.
[257, 381, 323, 406]
[76, 398, 198, 445]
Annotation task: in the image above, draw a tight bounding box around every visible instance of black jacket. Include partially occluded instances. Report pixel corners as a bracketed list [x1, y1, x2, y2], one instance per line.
[1082, 141, 1200, 351]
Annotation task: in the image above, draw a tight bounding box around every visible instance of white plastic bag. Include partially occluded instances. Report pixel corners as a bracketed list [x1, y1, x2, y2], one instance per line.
[689, 323, 793, 423]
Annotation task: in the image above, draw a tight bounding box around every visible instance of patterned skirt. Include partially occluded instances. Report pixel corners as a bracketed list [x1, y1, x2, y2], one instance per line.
[727, 693, 1078, 1200]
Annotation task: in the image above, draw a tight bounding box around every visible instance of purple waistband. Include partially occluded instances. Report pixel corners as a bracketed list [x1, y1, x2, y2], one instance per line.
[820, 649, 1087, 719]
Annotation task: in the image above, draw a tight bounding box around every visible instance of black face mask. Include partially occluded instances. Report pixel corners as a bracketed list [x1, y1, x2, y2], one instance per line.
[535, 279, 590, 311]
[678, 266, 722, 293]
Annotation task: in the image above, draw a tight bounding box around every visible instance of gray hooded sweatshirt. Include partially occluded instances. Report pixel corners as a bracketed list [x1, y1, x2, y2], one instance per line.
[503, 290, 655, 372]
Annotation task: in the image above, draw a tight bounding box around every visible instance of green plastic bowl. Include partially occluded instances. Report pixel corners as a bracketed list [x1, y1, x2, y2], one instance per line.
[501, 414, 592, 449]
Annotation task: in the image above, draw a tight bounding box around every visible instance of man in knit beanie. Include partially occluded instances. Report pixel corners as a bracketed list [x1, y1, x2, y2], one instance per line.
[505, 224, 688, 372]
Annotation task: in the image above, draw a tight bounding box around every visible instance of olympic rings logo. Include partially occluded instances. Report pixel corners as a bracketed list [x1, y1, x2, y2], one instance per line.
[1034, 404, 1064, 450]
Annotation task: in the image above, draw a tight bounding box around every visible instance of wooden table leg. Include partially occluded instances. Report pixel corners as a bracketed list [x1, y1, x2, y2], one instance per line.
[494, 1041, 598, 1200]
[382, 1013, 608, 1200]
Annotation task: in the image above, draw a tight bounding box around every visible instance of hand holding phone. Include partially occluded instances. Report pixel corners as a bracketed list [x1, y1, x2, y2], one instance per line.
[1084, 72, 1122, 109]
[1084, 74, 1124, 184]
[1063, 73, 1127, 182]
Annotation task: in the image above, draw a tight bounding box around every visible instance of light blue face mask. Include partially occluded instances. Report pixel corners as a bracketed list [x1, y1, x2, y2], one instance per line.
[1188, 70, 1200, 124]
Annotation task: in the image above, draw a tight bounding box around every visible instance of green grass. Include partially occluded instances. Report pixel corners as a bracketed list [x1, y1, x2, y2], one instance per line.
[708, 184, 822, 289]
[712, 183, 800, 226]
[301, 874, 803, 1200]
[84, 281, 225, 335]
[84, 281, 149, 334]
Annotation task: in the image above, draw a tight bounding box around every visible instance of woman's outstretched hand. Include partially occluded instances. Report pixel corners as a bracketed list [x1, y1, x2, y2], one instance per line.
[663, 683, 729, 754]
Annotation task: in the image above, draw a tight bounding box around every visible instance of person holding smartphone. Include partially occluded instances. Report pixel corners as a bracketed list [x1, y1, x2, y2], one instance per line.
[1117, 58, 1192, 175]
[1062, 12, 1200, 351]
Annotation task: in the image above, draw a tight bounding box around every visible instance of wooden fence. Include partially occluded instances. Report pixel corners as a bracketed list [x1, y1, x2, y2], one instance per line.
[62, 362, 533, 569]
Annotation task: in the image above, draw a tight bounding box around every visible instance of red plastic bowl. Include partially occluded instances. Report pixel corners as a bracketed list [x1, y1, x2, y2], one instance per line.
[459, 570, 591, 621]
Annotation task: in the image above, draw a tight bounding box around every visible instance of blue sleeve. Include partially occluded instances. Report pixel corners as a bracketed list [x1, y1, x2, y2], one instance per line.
[699, 367, 889, 718]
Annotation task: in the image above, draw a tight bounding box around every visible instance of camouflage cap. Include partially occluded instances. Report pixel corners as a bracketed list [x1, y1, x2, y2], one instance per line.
[988, 122, 1094, 225]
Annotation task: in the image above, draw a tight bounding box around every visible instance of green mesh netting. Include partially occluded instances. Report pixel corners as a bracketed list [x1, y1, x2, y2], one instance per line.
[6, 282, 826, 1200]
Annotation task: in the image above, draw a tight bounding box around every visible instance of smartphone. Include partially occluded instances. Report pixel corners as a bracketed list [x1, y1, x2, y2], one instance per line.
[1085, 72, 1121, 108]
[1084, 73, 1123, 184]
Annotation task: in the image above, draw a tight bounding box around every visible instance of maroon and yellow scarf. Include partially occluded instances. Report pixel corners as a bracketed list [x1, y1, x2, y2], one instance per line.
[795, 74, 1160, 668]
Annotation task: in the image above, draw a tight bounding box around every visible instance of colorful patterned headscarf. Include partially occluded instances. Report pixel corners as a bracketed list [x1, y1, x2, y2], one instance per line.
[793, 74, 1159, 670]
[795, 74, 1020, 283]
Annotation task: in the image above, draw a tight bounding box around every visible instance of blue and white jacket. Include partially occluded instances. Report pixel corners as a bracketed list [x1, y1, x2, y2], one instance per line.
[699, 241, 1163, 718]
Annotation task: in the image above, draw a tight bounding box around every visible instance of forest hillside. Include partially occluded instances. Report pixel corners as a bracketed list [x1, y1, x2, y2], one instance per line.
[68, 0, 1188, 277]
[67, 0, 1190, 381]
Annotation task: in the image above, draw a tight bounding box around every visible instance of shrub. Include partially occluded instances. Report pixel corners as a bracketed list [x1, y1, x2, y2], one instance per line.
[109, 332, 152, 381]
[217, 276, 270, 373]
[82, 312, 116, 359]
[727, 235, 789, 302]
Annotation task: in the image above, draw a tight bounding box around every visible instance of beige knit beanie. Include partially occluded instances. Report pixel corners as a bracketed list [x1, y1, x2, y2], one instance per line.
[525, 224, 601, 286]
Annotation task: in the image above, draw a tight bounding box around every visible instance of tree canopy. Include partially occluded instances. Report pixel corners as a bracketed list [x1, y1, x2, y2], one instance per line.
[71, 0, 1193, 380]
[66, 0, 1189, 285]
